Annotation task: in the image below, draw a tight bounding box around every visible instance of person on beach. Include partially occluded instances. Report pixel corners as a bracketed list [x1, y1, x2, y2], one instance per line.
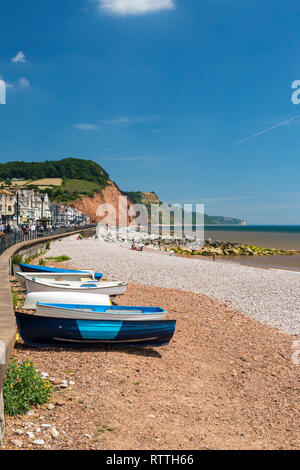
[0, 225, 6, 242]
[30, 224, 36, 238]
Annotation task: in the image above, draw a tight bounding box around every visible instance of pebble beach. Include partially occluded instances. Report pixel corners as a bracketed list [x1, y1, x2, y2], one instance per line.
[2, 234, 299, 450]
[46, 237, 300, 335]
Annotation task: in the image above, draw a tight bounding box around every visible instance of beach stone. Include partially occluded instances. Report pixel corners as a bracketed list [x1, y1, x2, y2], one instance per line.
[47, 403, 55, 410]
[10, 439, 23, 448]
[26, 431, 35, 439]
[14, 429, 24, 436]
[33, 439, 45, 446]
[51, 427, 59, 439]
[55, 400, 64, 406]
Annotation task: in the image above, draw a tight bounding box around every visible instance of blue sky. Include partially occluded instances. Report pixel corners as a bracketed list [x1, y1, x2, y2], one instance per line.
[0, 0, 300, 224]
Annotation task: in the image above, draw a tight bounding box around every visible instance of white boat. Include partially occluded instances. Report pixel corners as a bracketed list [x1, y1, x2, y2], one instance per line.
[23, 291, 111, 310]
[25, 277, 127, 296]
[14, 263, 103, 280]
[16, 271, 96, 289]
[36, 303, 167, 321]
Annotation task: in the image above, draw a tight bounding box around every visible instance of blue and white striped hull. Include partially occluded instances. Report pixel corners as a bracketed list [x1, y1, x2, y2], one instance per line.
[17, 263, 103, 280]
[15, 312, 176, 348]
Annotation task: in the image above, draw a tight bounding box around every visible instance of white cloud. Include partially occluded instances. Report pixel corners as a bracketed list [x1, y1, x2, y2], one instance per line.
[74, 123, 99, 130]
[99, 115, 162, 126]
[98, 0, 175, 15]
[74, 115, 162, 131]
[103, 155, 162, 164]
[19, 78, 30, 89]
[100, 116, 132, 126]
[11, 51, 26, 63]
[0, 75, 30, 92]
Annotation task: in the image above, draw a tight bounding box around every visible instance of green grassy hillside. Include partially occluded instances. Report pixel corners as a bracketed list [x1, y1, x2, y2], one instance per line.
[40, 179, 107, 203]
[0, 158, 110, 203]
[0, 158, 109, 187]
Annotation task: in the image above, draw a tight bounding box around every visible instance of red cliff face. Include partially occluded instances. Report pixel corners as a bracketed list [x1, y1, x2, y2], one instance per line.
[71, 180, 133, 225]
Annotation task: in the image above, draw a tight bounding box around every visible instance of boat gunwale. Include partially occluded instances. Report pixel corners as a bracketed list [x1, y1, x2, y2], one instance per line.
[36, 302, 166, 314]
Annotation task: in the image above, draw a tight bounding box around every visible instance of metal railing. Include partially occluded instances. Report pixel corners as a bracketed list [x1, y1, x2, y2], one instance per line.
[0, 225, 95, 256]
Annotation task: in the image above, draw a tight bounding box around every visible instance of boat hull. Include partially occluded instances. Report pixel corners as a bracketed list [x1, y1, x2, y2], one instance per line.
[15, 312, 176, 348]
[25, 278, 127, 296]
[17, 263, 103, 280]
[36, 303, 167, 321]
[23, 292, 111, 310]
[16, 271, 96, 289]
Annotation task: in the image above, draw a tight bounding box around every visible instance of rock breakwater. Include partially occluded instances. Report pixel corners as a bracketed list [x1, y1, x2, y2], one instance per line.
[96, 225, 300, 256]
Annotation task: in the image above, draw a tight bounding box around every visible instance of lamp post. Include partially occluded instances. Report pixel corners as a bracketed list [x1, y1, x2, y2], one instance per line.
[15, 190, 19, 226]
[41, 196, 44, 219]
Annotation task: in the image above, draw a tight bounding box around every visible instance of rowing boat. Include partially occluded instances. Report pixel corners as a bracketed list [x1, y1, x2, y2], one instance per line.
[36, 303, 167, 321]
[23, 292, 111, 310]
[16, 271, 97, 289]
[16, 263, 103, 280]
[25, 277, 127, 296]
[15, 312, 176, 348]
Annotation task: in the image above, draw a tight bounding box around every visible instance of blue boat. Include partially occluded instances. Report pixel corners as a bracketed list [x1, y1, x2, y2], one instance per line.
[17, 263, 103, 280]
[36, 302, 167, 321]
[15, 312, 176, 348]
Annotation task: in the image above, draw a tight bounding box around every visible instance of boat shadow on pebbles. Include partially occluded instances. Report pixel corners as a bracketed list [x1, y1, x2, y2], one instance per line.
[13, 336, 163, 358]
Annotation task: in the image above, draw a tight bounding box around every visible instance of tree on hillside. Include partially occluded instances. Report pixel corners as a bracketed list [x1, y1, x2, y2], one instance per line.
[0, 158, 109, 187]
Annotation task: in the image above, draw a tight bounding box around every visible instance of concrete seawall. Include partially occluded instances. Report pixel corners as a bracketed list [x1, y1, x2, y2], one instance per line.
[0, 229, 94, 442]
